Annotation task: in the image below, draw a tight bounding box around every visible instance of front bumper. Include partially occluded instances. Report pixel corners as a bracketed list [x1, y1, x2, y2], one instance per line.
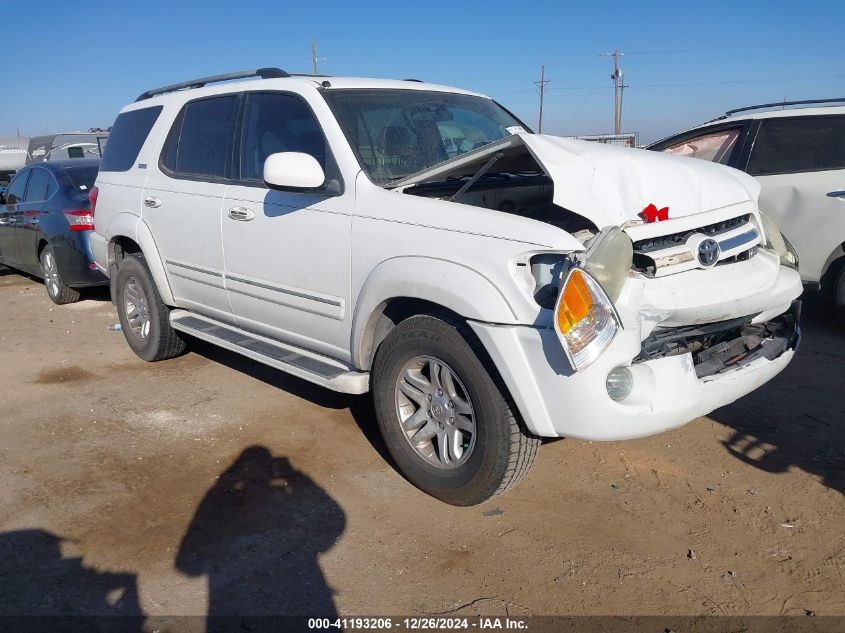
[470, 257, 802, 440]
[472, 313, 797, 440]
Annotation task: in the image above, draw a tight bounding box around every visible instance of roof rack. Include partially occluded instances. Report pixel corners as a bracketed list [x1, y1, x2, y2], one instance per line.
[725, 97, 845, 117]
[135, 67, 290, 102]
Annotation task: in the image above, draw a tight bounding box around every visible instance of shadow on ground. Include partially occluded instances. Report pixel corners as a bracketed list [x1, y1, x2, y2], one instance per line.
[188, 339, 390, 462]
[175, 446, 345, 627]
[712, 296, 845, 496]
[0, 529, 144, 631]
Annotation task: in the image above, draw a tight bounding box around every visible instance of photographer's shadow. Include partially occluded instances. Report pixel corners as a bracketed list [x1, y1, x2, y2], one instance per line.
[175, 446, 345, 626]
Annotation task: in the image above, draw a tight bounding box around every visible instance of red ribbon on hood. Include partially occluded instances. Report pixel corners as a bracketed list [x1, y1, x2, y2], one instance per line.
[640, 203, 669, 223]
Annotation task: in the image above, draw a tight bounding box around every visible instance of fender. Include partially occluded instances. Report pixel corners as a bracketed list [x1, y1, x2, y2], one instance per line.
[351, 256, 519, 368]
[105, 213, 175, 306]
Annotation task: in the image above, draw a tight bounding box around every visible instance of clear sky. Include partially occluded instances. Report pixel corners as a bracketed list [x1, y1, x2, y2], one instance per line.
[2, 0, 843, 143]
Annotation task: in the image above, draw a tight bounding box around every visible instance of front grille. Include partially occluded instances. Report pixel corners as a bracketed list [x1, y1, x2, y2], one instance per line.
[633, 214, 750, 254]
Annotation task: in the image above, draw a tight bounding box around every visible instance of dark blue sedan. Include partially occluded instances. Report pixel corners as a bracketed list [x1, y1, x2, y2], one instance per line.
[0, 158, 107, 303]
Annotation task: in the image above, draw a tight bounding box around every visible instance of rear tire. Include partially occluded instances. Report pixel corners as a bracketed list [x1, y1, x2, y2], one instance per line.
[834, 263, 845, 326]
[40, 245, 81, 305]
[115, 253, 186, 361]
[372, 311, 539, 506]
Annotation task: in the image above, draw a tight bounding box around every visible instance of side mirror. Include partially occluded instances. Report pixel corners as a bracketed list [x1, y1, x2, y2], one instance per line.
[0, 192, 6, 205]
[263, 152, 329, 193]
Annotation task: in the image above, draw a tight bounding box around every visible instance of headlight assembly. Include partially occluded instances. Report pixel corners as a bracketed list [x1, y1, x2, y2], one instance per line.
[580, 226, 633, 302]
[760, 212, 799, 270]
[554, 267, 620, 371]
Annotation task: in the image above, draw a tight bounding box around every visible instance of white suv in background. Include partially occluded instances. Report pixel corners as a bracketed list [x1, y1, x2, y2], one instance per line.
[90, 68, 802, 505]
[649, 99, 845, 320]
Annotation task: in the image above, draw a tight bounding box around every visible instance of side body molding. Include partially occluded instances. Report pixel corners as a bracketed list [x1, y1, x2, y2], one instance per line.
[105, 213, 175, 306]
[351, 256, 518, 369]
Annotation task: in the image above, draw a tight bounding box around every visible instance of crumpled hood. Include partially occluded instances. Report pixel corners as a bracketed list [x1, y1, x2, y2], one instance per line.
[394, 133, 762, 229]
[520, 134, 761, 227]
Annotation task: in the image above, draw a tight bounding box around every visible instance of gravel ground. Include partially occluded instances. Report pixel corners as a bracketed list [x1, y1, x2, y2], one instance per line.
[0, 268, 843, 622]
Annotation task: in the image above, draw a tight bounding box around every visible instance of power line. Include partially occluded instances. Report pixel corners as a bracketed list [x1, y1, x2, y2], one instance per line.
[533, 65, 550, 133]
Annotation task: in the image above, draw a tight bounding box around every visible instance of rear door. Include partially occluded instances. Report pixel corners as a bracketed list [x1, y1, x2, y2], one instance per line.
[0, 169, 29, 266]
[742, 115, 845, 282]
[142, 93, 239, 323]
[15, 166, 56, 271]
[221, 90, 352, 358]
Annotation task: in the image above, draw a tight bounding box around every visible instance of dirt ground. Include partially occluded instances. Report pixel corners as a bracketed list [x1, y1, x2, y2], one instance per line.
[1, 267, 843, 622]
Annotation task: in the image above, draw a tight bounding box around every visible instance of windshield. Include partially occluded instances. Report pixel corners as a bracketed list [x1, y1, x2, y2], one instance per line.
[323, 89, 527, 185]
[62, 164, 98, 191]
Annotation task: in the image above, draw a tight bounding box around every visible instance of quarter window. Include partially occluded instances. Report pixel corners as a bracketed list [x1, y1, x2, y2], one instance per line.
[662, 127, 741, 165]
[747, 116, 845, 175]
[239, 92, 327, 181]
[162, 95, 238, 179]
[100, 106, 163, 172]
[24, 169, 52, 202]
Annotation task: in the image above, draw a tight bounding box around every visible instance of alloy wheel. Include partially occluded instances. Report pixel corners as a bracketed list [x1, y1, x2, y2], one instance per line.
[394, 355, 477, 469]
[124, 277, 151, 340]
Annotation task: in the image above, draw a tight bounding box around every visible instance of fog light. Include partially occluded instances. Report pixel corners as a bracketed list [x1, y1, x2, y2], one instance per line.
[606, 366, 633, 401]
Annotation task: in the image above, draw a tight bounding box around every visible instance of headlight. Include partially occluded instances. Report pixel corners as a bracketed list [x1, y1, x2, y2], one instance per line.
[554, 267, 620, 371]
[760, 212, 799, 270]
[580, 226, 633, 302]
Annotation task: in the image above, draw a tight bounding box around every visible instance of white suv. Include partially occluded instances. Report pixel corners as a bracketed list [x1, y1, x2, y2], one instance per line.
[90, 68, 802, 505]
[649, 99, 845, 319]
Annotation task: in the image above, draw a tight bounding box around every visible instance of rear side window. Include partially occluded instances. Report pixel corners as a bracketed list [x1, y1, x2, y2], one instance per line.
[747, 116, 845, 175]
[5, 170, 30, 204]
[24, 169, 53, 202]
[100, 106, 163, 172]
[161, 95, 237, 179]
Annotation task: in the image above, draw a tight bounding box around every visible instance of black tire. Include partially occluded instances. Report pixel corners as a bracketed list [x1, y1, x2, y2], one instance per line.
[834, 262, 845, 326]
[40, 245, 81, 305]
[115, 253, 186, 362]
[372, 311, 539, 506]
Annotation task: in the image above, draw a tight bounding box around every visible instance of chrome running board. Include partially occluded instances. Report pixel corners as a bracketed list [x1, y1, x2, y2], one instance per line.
[169, 309, 369, 394]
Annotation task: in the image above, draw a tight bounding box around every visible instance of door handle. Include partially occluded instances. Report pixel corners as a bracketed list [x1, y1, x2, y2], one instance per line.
[228, 206, 255, 221]
[144, 196, 162, 208]
[826, 190, 845, 199]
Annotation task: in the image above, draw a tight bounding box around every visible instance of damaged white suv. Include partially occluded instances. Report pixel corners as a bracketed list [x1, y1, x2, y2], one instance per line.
[90, 68, 802, 505]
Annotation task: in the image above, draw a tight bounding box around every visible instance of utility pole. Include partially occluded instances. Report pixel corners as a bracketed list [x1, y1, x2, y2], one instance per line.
[310, 40, 326, 74]
[600, 49, 626, 134]
[533, 65, 550, 133]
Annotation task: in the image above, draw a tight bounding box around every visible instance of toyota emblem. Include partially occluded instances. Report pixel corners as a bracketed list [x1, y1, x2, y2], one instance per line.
[697, 238, 721, 267]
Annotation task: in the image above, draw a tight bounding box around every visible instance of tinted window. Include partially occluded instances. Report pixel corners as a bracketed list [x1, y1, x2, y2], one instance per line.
[747, 116, 845, 175]
[662, 127, 741, 165]
[24, 169, 52, 202]
[164, 95, 237, 179]
[100, 106, 162, 172]
[5, 171, 29, 204]
[63, 165, 99, 191]
[239, 92, 327, 181]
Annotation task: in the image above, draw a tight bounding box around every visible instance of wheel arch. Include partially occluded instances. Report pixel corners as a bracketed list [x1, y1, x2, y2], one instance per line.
[105, 214, 175, 306]
[351, 256, 519, 370]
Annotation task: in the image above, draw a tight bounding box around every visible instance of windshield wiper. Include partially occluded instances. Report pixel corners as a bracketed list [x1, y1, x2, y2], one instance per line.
[447, 151, 504, 202]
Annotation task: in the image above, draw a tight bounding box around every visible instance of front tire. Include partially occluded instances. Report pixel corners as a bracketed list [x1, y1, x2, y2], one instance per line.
[372, 311, 539, 506]
[115, 253, 186, 361]
[40, 245, 81, 305]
